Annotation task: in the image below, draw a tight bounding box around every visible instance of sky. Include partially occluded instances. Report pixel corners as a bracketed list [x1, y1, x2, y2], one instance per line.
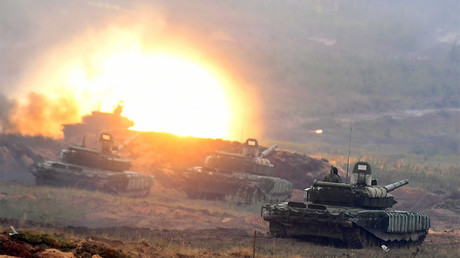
[1, 0, 458, 141]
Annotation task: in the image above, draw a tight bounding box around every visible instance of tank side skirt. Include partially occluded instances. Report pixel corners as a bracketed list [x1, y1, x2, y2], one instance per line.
[263, 204, 429, 243]
[30, 162, 153, 197]
[262, 205, 353, 239]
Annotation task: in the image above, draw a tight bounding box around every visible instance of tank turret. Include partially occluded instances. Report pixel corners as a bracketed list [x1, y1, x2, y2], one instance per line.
[204, 138, 278, 175]
[304, 162, 408, 209]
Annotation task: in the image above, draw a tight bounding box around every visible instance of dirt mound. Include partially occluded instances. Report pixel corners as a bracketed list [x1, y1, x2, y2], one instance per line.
[0, 230, 127, 258]
[392, 187, 445, 212]
[392, 187, 459, 230]
[436, 189, 460, 213]
[270, 150, 331, 189]
[0, 220, 255, 257]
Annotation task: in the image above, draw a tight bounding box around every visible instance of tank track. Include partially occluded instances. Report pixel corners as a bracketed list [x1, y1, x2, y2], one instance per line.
[269, 222, 287, 238]
[34, 171, 152, 198]
[232, 186, 265, 204]
[110, 187, 151, 198]
[386, 233, 427, 248]
[343, 226, 380, 248]
[185, 190, 225, 200]
[343, 226, 428, 249]
[185, 186, 265, 203]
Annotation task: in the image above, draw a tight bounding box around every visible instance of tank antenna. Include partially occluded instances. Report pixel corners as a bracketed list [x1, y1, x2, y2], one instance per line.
[240, 108, 247, 142]
[81, 134, 86, 147]
[346, 110, 354, 183]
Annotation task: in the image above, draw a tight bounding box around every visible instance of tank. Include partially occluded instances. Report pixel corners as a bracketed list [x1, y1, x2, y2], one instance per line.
[62, 101, 134, 141]
[29, 132, 154, 197]
[183, 138, 292, 203]
[261, 161, 430, 248]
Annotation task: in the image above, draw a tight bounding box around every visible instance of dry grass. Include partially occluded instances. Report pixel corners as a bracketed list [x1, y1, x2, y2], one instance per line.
[1, 179, 459, 257]
[3, 226, 457, 258]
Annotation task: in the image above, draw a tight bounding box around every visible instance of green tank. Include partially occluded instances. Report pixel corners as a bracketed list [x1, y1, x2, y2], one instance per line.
[29, 132, 154, 197]
[261, 161, 430, 248]
[183, 138, 292, 203]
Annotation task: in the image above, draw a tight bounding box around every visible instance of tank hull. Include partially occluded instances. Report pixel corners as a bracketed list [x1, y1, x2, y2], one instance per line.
[262, 202, 430, 248]
[30, 161, 154, 198]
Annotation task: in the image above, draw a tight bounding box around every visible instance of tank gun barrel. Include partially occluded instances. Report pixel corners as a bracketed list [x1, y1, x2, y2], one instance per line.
[313, 180, 352, 189]
[260, 144, 278, 158]
[115, 132, 141, 153]
[215, 150, 245, 158]
[383, 179, 409, 192]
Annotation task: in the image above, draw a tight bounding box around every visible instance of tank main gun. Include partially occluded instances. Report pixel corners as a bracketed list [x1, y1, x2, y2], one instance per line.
[384, 179, 409, 192]
[313, 178, 409, 192]
[313, 180, 351, 189]
[260, 144, 278, 158]
[113, 132, 141, 153]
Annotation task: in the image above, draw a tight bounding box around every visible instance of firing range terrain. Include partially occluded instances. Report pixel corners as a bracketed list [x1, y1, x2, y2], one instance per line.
[1, 131, 460, 256]
[1, 0, 459, 257]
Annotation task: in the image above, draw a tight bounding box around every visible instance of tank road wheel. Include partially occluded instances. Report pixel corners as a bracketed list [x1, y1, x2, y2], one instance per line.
[185, 189, 201, 199]
[34, 175, 46, 185]
[269, 222, 287, 238]
[251, 188, 266, 203]
[343, 227, 362, 249]
[214, 193, 226, 201]
[233, 187, 265, 204]
[412, 233, 427, 247]
[358, 228, 379, 248]
[344, 226, 379, 249]
[140, 187, 151, 197]
[204, 193, 225, 201]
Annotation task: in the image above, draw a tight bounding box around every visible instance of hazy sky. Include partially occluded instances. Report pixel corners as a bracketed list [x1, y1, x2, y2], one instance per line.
[1, 0, 458, 139]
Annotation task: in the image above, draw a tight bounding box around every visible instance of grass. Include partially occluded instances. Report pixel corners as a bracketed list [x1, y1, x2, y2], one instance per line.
[1, 181, 459, 257]
[0, 183, 90, 226]
[5, 225, 458, 258]
[6, 226, 457, 258]
[127, 233, 459, 258]
[0, 180, 260, 229]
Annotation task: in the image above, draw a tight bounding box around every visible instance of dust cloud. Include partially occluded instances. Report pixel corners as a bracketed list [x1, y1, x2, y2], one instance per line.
[0, 92, 79, 138]
[1, 1, 258, 139]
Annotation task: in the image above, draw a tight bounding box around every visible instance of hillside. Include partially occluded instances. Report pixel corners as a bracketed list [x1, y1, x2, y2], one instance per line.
[1, 131, 459, 256]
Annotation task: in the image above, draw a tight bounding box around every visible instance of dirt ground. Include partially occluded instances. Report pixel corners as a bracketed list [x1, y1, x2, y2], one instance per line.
[1, 132, 459, 257]
[1, 181, 459, 257]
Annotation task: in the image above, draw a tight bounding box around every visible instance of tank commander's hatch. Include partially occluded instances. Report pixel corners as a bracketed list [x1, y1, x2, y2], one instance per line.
[350, 161, 373, 186]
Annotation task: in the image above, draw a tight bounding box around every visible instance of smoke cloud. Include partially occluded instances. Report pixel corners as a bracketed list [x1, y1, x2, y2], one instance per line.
[1, 1, 260, 140]
[0, 92, 80, 138]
